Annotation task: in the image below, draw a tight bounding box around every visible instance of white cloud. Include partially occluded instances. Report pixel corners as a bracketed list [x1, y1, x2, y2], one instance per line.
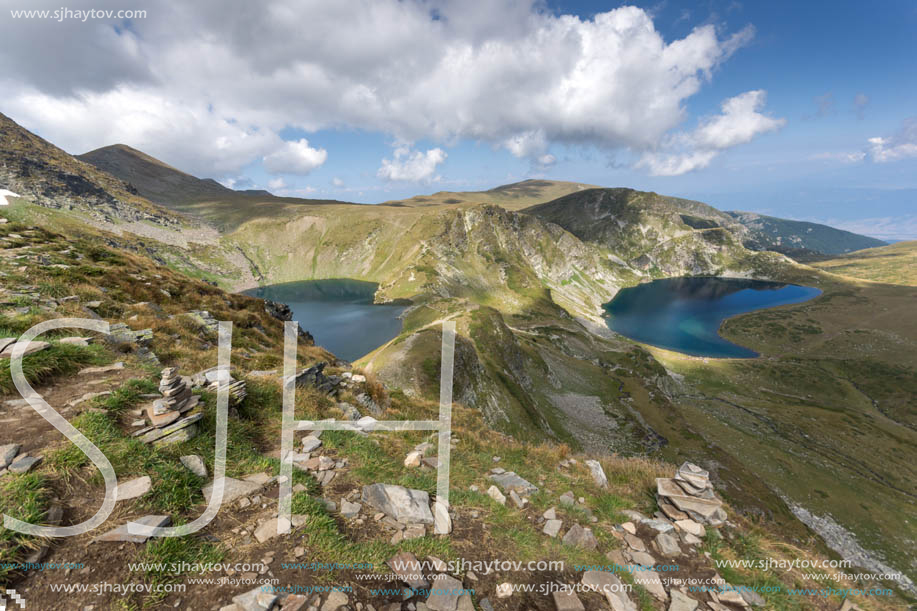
[377, 146, 447, 182]
[332, 177, 345, 187]
[504, 130, 548, 159]
[536, 153, 556, 168]
[267, 177, 286, 190]
[868, 118, 917, 163]
[262, 139, 327, 175]
[637, 90, 785, 175]
[0, 0, 767, 176]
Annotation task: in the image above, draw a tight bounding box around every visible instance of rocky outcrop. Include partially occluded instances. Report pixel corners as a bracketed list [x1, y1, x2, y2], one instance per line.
[262, 300, 315, 344]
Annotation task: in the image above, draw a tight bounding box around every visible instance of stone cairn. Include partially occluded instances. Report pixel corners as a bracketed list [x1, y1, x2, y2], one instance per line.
[656, 461, 727, 527]
[136, 367, 201, 447]
[192, 366, 247, 406]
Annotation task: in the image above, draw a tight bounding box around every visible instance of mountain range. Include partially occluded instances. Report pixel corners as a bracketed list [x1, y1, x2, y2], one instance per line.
[1, 110, 915, 602]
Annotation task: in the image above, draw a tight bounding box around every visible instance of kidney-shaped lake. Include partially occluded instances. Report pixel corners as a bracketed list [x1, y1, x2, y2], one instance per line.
[603, 277, 821, 358]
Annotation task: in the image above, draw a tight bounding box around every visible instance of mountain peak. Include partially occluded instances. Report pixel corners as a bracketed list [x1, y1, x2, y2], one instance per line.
[78, 143, 234, 207]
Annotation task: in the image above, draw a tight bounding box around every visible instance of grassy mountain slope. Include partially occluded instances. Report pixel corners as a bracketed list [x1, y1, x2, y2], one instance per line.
[811, 240, 917, 285]
[1, 213, 908, 610]
[727, 211, 887, 257]
[77, 144, 239, 206]
[76, 143, 359, 232]
[520, 188, 765, 276]
[381, 179, 600, 210]
[0, 112, 181, 227]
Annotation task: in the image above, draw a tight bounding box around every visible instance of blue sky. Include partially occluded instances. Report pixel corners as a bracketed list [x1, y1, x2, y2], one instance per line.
[2, 0, 915, 238]
[226, 0, 917, 238]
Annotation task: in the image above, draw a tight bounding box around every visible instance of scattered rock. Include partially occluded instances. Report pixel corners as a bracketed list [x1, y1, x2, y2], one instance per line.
[640, 569, 668, 601]
[8, 455, 41, 474]
[180, 455, 208, 478]
[559, 491, 576, 506]
[341, 499, 362, 518]
[581, 570, 636, 611]
[387, 551, 430, 590]
[654, 532, 681, 558]
[302, 436, 322, 452]
[92, 515, 171, 543]
[0, 443, 20, 469]
[667, 590, 698, 611]
[254, 517, 291, 543]
[628, 551, 657, 567]
[682, 532, 701, 546]
[543, 519, 563, 538]
[624, 534, 645, 552]
[489, 471, 538, 495]
[643, 518, 675, 534]
[739, 588, 766, 607]
[404, 450, 423, 468]
[0, 340, 49, 358]
[495, 583, 513, 599]
[486, 485, 506, 505]
[552, 588, 585, 611]
[508, 489, 526, 509]
[115, 476, 152, 501]
[675, 519, 705, 537]
[78, 362, 124, 375]
[202, 476, 262, 504]
[232, 586, 278, 611]
[562, 524, 597, 550]
[361, 483, 434, 524]
[584, 459, 608, 489]
[426, 573, 464, 611]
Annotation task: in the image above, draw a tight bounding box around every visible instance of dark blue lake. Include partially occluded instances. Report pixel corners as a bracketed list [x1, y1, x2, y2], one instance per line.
[244, 279, 407, 362]
[603, 277, 821, 358]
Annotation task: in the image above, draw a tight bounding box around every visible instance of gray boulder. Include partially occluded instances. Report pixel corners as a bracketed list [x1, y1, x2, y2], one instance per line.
[489, 471, 538, 494]
[362, 483, 434, 524]
[562, 524, 597, 550]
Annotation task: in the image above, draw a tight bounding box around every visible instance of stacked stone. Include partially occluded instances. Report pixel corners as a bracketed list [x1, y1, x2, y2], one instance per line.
[655, 461, 727, 527]
[192, 366, 247, 406]
[144, 367, 200, 431]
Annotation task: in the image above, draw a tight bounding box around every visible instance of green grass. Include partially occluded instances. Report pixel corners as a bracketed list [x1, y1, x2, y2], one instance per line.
[136, 528, 225, 601]
[812, 240, 917, 286]
[288, 490, 452, 572]
[701, 530, 809, 611]
[0, 473, 53, 584]
[0, 342, 107, 395]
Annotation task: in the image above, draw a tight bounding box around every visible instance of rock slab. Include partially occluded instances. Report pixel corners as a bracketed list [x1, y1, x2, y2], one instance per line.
[362, 483, 434, 524]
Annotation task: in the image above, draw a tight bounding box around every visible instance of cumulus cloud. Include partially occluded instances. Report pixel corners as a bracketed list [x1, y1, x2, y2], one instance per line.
[267, 177, 286, 190]
[0, 0, 771, 177]
[637, 90, 785, 175]
[332, 177, 345, 187]
[262, 139, 327, 175]
[377, 146, 447, 182]
[867, 118, 917, 163]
